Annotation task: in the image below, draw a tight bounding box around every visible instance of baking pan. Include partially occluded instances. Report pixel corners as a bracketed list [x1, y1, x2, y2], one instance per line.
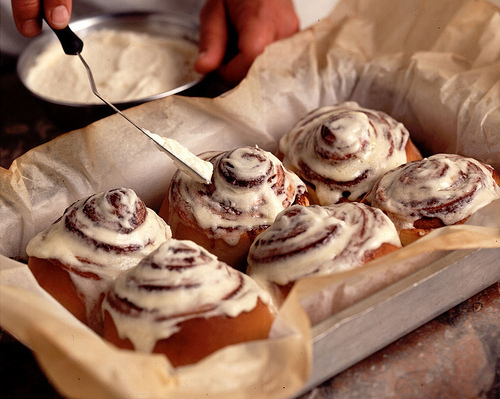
[292, 247, 500, 397]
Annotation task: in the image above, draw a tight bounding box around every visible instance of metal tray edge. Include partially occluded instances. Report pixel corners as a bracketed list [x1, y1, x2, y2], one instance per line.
[291, 247, 500, 397]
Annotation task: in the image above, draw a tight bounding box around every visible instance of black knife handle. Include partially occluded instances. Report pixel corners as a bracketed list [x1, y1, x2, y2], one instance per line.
[40, 1, 83, 55]
[49, 25, 83, 55]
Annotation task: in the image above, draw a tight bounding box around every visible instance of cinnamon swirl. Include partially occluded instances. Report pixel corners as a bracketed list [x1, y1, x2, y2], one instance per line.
[26, 188, 171, 331]
[159, 146, 309, 271]
[247, 202, 401, 303]
[278, 102, 422, 205]
[365, 154, 500, 245]
[102, 239, 275, 367]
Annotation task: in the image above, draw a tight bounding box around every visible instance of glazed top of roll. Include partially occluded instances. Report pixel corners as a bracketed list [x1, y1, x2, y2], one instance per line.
[279, 102, 411, 205]
[247, 203, 401, 286]
[169, 146, 308, 244]
[365, 153, 500, 230]
[26, 188, 171, 278]
[103, 239, 273, 352]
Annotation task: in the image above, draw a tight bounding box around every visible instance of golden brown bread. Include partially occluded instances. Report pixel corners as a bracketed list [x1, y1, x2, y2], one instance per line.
[159, 146, 309, 271]
[364, 154, 500, 245]
[102, 239, 275, 367]
[247, 203, 402, 304]
[103, 298, 273, 367]
[28, 257, 91, 325]
[26, 188, 171, 331]
[278, 102, 423, 205]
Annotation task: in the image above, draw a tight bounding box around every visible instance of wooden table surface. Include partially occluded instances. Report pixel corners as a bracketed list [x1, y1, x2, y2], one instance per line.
[1, 52, 499, 399]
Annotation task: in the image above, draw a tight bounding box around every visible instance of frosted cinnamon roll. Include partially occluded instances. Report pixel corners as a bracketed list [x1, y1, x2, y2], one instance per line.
[278, 102, 422, 205]
[247, 202, 401, 303]
[365, 154, 500, 245]
[102, 239, 275, 367]
[26, 188, 171, 331]
[159, 146, 309, 271]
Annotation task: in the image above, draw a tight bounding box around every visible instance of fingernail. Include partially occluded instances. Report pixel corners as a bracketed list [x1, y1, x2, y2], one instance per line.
[50, 5, 70, 28]
[21, 19, 41, 37]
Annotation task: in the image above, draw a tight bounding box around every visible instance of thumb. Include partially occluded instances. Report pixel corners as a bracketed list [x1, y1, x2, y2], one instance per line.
[43, 0, 72, 30]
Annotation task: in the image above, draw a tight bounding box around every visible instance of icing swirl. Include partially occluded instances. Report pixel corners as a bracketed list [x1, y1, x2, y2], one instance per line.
[366, 154, 500, 230]
[27, 188, 171, 275]
[103, 239, 272, 352]
[168, 146, 308, 245]
[247, 202, 401, 286]
[247, 203, 401, 286]
[279, 102, 412, 204]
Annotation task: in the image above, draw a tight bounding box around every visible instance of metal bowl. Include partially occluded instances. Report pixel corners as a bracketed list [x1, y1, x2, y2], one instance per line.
[17, 11, 205, 130]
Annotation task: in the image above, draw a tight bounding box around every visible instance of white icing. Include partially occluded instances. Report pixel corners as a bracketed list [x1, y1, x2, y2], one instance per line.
[279, 102, 410, 204]
[103, 239, 272, 353]
[247, 203, 401, 286]
[170, 146, 307, 245]
[367, 154, 500, 230]
[147, 132, 213, 184]
[25, 29, 200, 104]
[26, 188, 172, 327]
[27, 189, 171, 272]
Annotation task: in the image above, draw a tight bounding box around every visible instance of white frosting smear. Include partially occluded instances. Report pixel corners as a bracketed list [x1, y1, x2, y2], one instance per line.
[279, 102, 411, 204]
[102, 239, 272, 352]
[367, 153, 500, 230]
[147, 131, 213, 184]
[25, 29, 201, 104]
[247, 203, 401, 286]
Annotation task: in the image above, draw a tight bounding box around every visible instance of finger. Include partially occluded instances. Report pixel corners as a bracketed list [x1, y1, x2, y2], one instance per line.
[43, 0, 71, 30]
[220, 0, 299, 83]
[273, 0, 300, 39]
[217, 52, 254, 85]
[236, 17, 276, 64]
[217, 19, 275, 84]
[194, 0, 229, 74]
[11, 0, 42, 37]
[231, 0, 299, 53]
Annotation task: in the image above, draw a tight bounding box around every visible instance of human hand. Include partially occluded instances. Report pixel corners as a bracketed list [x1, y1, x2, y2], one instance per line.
[195, 0, 299, 85]
[12, 0, 72, 37]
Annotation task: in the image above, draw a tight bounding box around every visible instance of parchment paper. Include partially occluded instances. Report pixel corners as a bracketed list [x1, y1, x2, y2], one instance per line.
[1, 0, 500, 398]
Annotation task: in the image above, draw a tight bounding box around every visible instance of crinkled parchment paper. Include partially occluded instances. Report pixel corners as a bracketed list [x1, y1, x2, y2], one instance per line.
[1, 0, 500, 398]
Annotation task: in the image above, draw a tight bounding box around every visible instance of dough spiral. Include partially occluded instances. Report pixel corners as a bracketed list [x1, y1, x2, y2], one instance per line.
[365, 153, 500, 236]
[27, 188, 171, 330]
[103, 239, 274, 366]
[161, 146, 309, 269]
[279, 102, 421, 205]
[247, 202, 401, 293]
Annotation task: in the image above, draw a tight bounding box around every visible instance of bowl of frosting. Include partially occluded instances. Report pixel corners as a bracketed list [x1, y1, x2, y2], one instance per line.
[17, 11, 205, 130]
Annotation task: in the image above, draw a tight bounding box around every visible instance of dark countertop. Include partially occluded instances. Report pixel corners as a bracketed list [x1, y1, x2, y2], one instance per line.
[1, 52, 499, 399]
[299, 283, 500, 399]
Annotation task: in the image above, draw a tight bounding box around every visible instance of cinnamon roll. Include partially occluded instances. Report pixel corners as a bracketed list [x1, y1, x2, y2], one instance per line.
[159, 146, 309, 271]
[26, 188, 171, 331]
[364, 154, 500, 245]
[278, 102, 422, 205]
[102, 239, 275, 367]
[247, 202, 401, 303]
